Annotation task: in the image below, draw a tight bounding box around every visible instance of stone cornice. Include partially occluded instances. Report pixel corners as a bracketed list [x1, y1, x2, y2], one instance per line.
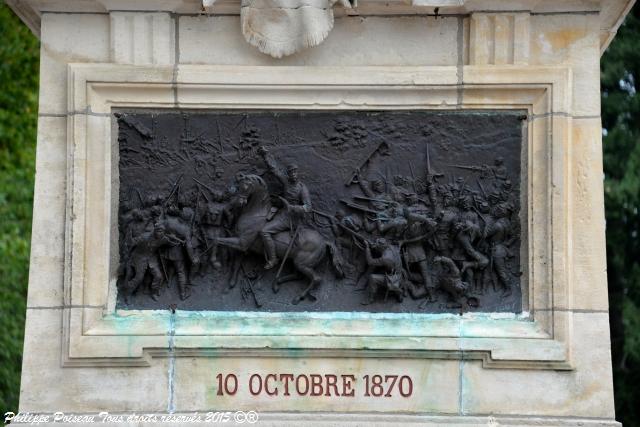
[5, 0, 636, 56]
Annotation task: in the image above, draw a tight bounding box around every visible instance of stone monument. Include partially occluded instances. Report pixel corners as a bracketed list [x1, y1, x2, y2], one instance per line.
[6, 0, 632, 424]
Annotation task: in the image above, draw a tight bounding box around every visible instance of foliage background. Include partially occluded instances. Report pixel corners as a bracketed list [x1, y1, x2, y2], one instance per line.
[601, 4, 640, 426]
[0, 1, 638, 424]
[0, 1, 39, 412]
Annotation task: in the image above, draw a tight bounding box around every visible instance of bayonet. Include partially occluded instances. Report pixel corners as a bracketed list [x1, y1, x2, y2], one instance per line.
[164, 173, 184, 206]
[192, 177, 217, 196]
[449, 164, 486, 173]
[426, 142, 444, 178]
[337, 223, 370, 246]
[476, 179, 487, 197]
[408, 161, 418, 192]
[345, 141, 390, 186]
[353, 195, 396, 205]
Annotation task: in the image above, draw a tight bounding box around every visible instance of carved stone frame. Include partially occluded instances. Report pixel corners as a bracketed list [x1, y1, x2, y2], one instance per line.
[63, 64, 571, 370]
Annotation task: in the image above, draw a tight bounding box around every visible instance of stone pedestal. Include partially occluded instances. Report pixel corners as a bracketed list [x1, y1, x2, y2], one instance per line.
[8, 0, 630, 425]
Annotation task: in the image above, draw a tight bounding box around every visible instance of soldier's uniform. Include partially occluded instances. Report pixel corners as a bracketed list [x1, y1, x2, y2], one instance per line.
[403, 210, 437, 301]
[124, 225, 174, 301]
[485, 203, 514, 297]
[364, 239, 404, 304]
[161, 209, 198, 300]
[260, 150, 312, 269]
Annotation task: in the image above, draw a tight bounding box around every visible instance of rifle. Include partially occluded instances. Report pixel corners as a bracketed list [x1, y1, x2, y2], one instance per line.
[337, 223, 370, 247]
[408, 161, 418, 193]
[165, 234, 185, 246]
[159, 255, 170, 288]
[353, 195, 396, 205]
[476, 178, 487, 198]
[163, 174, 184, 206]
[311, 209, 333, 219]
[192, 177, 218, 196]
[241, 265, 262, 308]
[345, 141, 390, 186]
[426, 142, 444, 179]
[195, 184, 211, 203]
[449, 164, 487, 173]
[340, 199, 381, 216]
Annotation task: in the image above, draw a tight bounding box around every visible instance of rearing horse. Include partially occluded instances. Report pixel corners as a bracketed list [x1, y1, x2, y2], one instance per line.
[215, 174, 344, 304]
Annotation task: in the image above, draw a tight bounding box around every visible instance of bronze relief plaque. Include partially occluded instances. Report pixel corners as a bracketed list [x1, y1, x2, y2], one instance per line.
[116, 110, 525, 313]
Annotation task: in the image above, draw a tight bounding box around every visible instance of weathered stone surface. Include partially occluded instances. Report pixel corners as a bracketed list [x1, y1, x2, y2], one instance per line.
[38, 13, 109, 115]
[19, 308, 170, 413]
[461, 312, 615, 418]
[179, 15, 460, 66]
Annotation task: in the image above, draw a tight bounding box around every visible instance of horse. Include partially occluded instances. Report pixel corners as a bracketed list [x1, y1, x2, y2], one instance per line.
[215, 174, 344, 304]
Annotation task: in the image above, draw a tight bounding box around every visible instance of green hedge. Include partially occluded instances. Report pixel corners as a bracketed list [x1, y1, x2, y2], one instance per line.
[0, 2, 39, 411]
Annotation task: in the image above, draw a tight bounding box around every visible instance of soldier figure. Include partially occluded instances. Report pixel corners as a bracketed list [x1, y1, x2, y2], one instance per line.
[123, 222, 176, 303]
[492, 156, 508, 181]
[373, 204, 408, 241]
[390, 174, 410, 203]
[485, 202, 515, 297]
[363, 238, 404, 304]
[161, 206, 199, 300]
[433, 256, 470, 303]
[258, 146, 312, 269]
[402, 209, 437, 302]
[354, 170, 392, 211]
[431, 187, 459, 256]
[453, 195, 489, 281]
[199, 202, 226, 271]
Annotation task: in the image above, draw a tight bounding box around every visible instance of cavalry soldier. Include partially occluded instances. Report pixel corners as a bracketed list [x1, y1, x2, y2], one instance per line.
[258, 146, 312, 269]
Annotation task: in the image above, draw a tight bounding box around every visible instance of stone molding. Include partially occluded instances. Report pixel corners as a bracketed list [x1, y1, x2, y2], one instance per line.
[469, 13, 530, 65]
[59, 63, 577, 370]
[110, 12, 176, 65]
[7, 0, 635, 55]
[2, 412, 623, 426]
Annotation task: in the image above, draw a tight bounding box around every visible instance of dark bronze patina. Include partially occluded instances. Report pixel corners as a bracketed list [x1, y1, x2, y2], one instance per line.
[116, 111, 524, 313]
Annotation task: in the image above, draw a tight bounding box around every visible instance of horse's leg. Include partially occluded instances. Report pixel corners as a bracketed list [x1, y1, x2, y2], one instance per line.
[291, 261, 321, 305]
[216, 236, 250, 252]
[277, 273, 299, 284]
[326, 242, 345, 278]
[225, 257, 242, 293]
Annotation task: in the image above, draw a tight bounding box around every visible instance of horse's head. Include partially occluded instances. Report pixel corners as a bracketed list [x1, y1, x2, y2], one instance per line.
[235, 174, 270, 209]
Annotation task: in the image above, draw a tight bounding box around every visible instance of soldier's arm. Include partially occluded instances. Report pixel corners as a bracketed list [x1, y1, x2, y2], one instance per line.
[436, 256, 460, 275]
[358, 179, 374, 198]
[131, 230, 151, 247]
[425, 181, 440, 213]
[263, 152, 288, 185]
[365, 246, 385, 267]
[484, 219, 499, 238]
[290, 184, 312, 215]
[407, 211, 434, 226]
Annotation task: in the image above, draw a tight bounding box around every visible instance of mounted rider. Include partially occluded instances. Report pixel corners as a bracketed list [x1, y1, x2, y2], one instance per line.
[257, 146, 312, 270]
